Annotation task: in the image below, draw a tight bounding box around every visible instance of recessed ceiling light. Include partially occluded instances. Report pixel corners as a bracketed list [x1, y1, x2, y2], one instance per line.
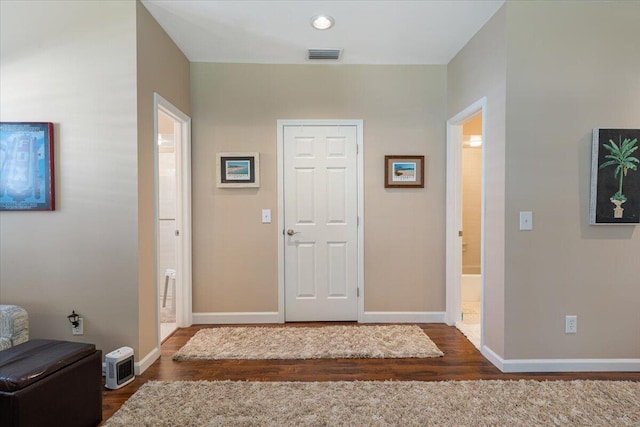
[311, 15, 334, 30]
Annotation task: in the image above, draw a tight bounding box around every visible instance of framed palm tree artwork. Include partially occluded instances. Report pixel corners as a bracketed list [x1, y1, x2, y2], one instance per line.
[590, 128, 640, 224]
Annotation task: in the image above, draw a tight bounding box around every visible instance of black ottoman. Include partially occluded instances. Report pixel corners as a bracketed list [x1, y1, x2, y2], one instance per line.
[0, 339, 102, 427]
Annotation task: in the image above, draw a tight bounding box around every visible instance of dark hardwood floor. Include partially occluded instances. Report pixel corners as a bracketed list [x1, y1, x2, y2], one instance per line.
[101, 323, 639, 423]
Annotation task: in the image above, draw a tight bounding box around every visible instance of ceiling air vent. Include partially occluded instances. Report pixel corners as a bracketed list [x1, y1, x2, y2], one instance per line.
[308, 48, 342, 60]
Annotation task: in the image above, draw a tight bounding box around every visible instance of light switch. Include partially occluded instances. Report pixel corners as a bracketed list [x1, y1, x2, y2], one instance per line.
[519, 211, 533, 230]
[261, 209, 271, 224]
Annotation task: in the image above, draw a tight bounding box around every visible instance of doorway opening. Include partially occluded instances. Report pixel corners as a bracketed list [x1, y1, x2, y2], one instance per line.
[154, 93, 192, 344]
[458, 115, 483, 348]
[157, 109, 178, 341]
[446, 98, 486, 350]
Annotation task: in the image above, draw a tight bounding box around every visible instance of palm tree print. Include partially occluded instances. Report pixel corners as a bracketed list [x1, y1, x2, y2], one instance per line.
[599, 136, 639, 201]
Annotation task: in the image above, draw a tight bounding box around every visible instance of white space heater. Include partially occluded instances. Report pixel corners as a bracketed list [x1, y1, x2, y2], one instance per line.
[105, 346, 135, 389]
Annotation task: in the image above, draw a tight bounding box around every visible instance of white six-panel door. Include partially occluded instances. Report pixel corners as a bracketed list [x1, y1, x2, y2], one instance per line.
[283, 125, 358, 321]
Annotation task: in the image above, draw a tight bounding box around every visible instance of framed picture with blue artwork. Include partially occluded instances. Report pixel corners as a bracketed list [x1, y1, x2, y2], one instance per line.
[590, 128, 639, 224]
[216, 152, 260, 188]
[0, 122, 55, 211]
[385, 155, 425, 188]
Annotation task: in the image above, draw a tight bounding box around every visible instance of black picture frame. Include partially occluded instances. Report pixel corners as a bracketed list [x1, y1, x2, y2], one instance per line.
[590, 128, 640, 224]
[216, 152, 260, 188]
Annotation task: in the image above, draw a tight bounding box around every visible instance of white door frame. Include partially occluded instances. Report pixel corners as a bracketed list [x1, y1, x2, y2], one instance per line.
[153, 93, 193, 341]
[446, 98, 486, 344]
[277, 119, 364, 323]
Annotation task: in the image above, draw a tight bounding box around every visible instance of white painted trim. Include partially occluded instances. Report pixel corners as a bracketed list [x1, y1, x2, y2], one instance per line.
[153, 93, 193, 355]
[193, 312, 281, 324]
[482, 345, 640, 372]
[356, 123, 365, 323]
[277, 123, 285, 323]
[194, 311, 446, 325]
[134, 346, 161, 375]
[361, 311, 446, 323]
[445, 120, 462, 326]
[481, 344, 505, 371]
[446, 97, 487, 353]
[277, 120, 365, 323]
[502, 359, 640, 373]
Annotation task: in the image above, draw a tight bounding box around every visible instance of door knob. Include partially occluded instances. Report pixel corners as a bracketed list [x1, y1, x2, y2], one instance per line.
[287, 229, 300, 236]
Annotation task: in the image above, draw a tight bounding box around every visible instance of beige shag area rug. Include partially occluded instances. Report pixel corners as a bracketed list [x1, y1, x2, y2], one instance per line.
[173, 325, 443, 360]
[104, 380, 640, 426]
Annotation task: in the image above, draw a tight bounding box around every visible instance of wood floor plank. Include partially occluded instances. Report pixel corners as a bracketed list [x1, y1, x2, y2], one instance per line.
[101, 323, 639, 423]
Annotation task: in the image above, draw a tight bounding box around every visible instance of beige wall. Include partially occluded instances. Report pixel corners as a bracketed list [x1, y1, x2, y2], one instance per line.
[463, 115, 482, 136]
[461, 146, 481, 274]
[503, 1, 640, 359]
[449, 1, 640, 361]
[191, 64, 447, 314]
[461, 116, 482, 276]
[0, 0, 190, 364]
[136, 0, 191, 359]
[4, 0, 636, 367]
[462, 115, 482, 274]
[448, 6, 507, 356]
[0, 1, 140, 355]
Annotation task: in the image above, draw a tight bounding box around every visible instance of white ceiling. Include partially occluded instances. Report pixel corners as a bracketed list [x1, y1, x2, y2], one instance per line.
[141, 0, 505, 65]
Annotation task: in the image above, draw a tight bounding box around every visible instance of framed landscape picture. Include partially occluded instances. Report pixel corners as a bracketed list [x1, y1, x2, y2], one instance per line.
[216, 152, 260, 188]
[590, 128, 639, 224]
[0, 122, 55, 211]
[384, 155, 425, 188]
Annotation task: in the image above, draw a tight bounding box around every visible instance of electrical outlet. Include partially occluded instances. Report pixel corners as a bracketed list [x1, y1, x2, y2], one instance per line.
[72, 318, 84, 335]
[565, 315, 577, 334]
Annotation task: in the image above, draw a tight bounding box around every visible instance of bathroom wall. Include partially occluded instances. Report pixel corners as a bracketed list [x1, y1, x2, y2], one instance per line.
[462, 115, 483, 274]
[157, 111, 176, 307]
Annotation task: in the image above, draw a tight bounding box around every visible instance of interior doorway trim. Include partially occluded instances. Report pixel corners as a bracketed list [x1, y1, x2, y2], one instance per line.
[276, 119, 365, 323]
[153, 93, 193, 339]
[445, 97, 486, 342]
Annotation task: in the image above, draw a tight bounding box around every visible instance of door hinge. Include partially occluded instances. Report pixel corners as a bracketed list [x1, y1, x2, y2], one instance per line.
[357, 216, 360, 226]
[357, 144, 359, 154]
[357, 288, 360, 297]
[458, 230, 463, 237]
[175, 230, 180, 237]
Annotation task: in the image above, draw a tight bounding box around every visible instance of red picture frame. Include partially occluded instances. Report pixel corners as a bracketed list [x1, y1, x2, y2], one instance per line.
[0, 122, 55, 211]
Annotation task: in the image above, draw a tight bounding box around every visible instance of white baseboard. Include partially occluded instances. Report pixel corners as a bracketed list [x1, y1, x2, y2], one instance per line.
[192, 311, 445, 324]
[482, 345, 640, 372]
[481, 345, 505, 371]
[361, 311, 446, 323]
[193, 312, 282, 324]
[135, 346, 160, 375]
